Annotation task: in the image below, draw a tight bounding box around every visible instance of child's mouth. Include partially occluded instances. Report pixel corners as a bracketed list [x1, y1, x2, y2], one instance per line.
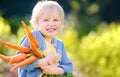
[46, 28, 56, 32]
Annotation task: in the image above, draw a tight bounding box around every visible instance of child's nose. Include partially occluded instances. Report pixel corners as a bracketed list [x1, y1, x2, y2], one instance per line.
[48, 21, 54, 26]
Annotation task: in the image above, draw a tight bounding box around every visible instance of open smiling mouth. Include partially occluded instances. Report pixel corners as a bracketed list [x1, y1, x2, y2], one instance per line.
[46, 28, 56, 32]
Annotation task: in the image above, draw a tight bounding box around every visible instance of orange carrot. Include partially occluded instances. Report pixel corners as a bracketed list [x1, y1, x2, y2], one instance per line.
[21, 21, 39, 48]
[29, 40, 43, 58]
[0, 54, 10, 62]
[0, 40, 31, 53]
[9, 53, 27, 64]
[10, 55, 36, 72]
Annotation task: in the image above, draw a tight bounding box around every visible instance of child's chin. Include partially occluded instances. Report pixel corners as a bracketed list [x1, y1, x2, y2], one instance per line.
[47, 33, 56, 36]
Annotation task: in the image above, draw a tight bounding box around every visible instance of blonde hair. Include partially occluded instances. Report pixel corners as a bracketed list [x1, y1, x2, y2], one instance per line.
[30, 1, 64, 28]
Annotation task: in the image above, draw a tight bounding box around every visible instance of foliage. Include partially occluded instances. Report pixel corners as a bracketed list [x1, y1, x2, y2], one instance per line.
[77, 22, 120, 77]
[68, 0, 120, 37]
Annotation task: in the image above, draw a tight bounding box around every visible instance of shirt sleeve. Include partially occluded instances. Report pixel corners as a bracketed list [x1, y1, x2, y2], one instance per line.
[58, 42, 73, 73]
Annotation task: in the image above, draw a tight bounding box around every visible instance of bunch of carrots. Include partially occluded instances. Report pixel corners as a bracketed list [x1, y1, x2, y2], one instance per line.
[0, 21, 43, 72]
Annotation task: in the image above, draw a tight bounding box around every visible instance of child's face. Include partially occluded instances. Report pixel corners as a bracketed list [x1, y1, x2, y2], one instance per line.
[37, 9, 63, 38]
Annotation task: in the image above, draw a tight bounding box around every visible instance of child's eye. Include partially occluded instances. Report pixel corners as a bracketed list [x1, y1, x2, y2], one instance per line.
[54, 19, 59, 21]
[43, 19, 49, 21]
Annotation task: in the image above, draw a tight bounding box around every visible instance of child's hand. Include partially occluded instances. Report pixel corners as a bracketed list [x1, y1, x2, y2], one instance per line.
[41, 65, 64, 75]
[46, 52, 61, 65]
[36, 58, 48, 67]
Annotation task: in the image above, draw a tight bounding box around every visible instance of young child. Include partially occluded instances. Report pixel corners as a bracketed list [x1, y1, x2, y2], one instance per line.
[18, 0, 73, 77]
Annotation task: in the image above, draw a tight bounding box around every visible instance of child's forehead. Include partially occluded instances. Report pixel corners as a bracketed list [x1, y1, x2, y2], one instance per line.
[39, 8, 61, 17]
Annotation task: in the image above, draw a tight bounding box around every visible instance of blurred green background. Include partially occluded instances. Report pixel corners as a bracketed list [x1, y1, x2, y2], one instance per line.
[0, 0, 120, 77]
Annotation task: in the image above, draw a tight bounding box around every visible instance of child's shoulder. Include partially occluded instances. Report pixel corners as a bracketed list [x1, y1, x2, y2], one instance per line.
[31, 30, 40, 34]
[32, 30, 42, 37]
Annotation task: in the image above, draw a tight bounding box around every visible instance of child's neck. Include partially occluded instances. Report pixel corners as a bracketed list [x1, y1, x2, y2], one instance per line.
[44, 37, 53, 44]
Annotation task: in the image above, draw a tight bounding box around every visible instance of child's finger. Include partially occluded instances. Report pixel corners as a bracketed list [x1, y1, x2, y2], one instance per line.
[47, 60, 54, 65]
